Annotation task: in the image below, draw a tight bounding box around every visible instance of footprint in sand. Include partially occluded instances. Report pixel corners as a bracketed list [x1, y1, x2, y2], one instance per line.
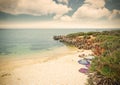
[1, 73, 11, 77]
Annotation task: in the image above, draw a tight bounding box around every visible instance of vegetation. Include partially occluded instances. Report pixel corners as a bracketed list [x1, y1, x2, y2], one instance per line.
[66, 32, 86, 38]
[54, 30, 120, 85]
[87, 30, 120, 85]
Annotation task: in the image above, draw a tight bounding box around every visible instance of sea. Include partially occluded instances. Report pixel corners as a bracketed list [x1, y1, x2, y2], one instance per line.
[0, 29, 112, 57]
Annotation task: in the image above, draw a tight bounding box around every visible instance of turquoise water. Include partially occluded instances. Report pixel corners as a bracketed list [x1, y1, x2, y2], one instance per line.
[0, 29, 110, 56]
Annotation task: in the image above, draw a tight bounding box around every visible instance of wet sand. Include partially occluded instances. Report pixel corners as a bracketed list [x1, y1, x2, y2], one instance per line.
[0, 47, 92, 85]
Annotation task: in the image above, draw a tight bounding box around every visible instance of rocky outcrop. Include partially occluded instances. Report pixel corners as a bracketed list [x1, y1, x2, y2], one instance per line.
[53, 35, 104, 56]
[53, 36, 65, 40]
[54, 35, 94, 49]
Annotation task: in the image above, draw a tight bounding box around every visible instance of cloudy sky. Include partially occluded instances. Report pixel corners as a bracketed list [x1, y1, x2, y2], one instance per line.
[0, 0, 120, 29]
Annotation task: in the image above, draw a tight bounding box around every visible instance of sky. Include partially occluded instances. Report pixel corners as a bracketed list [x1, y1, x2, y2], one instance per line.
[0, 0, 120, 29]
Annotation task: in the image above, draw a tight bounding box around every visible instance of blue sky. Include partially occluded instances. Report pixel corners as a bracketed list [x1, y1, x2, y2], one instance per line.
[0, 0, 120, 29]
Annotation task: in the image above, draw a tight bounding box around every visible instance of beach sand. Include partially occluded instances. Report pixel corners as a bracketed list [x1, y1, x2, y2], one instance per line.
[0, 48, 92, 85]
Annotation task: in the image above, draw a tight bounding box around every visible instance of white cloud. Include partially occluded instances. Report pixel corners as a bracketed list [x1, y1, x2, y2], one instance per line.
[0, 0, 120, 29]
[58, 0, 120, 22]
[0, 0, 72, 17]
[57, 0, 69, 4]
[72, 0, 111, 20]
[56, 0, 120, 28]
[109, 9, 120, 20]
[84, 0, 105, 8]
[60, 15, 72, 21]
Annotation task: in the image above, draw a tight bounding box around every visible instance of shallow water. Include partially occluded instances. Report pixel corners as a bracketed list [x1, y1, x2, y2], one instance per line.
[0, 29, 109, 57]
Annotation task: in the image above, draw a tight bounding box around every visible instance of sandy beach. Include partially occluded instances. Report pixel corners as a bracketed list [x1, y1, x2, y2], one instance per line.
[0, 48, 92, 85]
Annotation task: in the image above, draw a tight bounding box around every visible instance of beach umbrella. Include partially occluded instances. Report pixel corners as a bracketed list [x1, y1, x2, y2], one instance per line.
[86, 64, 91, 68]
[78, 59, 90, 65]
[79, 68, 88, 74]
[85, 56, 95, 60]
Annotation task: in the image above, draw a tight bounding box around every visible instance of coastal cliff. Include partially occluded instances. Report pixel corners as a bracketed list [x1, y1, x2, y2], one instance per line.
[53, 30, 120, 85]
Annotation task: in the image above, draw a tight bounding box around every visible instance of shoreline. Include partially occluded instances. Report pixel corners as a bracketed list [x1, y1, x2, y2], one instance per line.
[0, 46, 78, 71]
[0, 46, 93, 85]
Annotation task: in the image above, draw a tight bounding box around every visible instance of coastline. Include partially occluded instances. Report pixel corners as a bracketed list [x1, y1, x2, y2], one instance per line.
[0, 46, 78, 71]
[53, 30, 120, 85]
[0, 45, 92, 85]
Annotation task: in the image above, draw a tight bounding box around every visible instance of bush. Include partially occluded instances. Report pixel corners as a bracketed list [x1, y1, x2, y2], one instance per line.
[66, 32, 85, 38]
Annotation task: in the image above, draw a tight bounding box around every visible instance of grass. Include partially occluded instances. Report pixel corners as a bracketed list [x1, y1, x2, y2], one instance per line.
[66, 30, 120, 85]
